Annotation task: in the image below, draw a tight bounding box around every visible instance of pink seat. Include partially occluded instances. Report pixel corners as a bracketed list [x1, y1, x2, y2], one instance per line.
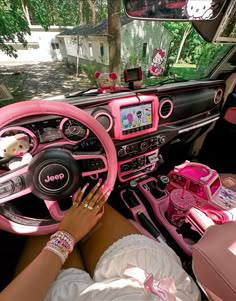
[192, 221, 236, 300]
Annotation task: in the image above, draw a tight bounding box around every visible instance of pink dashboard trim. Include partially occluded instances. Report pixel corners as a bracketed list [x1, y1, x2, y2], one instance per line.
[109, 95, 159, 140]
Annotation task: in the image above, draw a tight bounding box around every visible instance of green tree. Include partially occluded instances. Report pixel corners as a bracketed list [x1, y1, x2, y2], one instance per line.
[162, 21, 208, 66]
[0, 0, 30, 57]
[27, 0, 78, 27]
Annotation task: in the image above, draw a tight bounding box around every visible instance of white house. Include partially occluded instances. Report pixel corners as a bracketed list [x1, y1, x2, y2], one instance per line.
[58, 16, 173, 74]
[0, 25, 72, 63]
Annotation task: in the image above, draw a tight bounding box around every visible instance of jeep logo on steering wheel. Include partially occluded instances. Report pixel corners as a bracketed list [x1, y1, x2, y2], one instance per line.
[44, 173, 65, 183]
[39, 164, 70, 191]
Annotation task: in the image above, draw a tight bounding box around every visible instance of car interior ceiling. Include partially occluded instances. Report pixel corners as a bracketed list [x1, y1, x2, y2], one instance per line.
[1, 2, 236, 298]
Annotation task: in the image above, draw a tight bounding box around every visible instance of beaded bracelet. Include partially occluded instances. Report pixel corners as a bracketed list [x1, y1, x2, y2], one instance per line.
[44, 230, 76, 264]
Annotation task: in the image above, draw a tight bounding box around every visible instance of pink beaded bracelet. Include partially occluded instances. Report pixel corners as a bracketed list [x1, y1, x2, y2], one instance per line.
[44, 230, 76, 264]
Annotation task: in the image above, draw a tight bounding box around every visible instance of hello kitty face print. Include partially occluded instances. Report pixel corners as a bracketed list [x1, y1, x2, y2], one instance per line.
[185, 0, 214, 20]
[149, 48, 166, 76]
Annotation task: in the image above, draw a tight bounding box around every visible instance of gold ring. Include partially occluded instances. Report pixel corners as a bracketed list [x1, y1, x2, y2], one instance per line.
[83, 202, 88, 208]
[87, 205, 94, 210]
[96, 204, 100, 209]
[73, 201, 77, 207]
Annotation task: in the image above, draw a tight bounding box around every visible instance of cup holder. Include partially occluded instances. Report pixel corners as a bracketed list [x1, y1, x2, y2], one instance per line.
[176, 222, 202, 244]
[163, 211, 202, 254]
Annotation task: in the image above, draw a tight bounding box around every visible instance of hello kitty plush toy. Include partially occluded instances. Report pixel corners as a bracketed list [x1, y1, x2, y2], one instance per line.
[0, 133, 30, 158]
[184, 0, 214, 20]
[95, 71, 118, 93]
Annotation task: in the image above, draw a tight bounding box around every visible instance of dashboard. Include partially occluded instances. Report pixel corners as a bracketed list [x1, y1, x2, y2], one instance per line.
[0, 79, 225, 183]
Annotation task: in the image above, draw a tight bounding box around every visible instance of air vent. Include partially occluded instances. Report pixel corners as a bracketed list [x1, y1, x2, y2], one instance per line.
[93, 111, 113, 132]
[159, 98, 173, 119]
[214, 88, 224, 105]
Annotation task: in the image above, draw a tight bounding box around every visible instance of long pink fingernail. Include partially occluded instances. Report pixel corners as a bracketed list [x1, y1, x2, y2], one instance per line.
[82, 183, 89, 192]
[96, 178, 102, 187]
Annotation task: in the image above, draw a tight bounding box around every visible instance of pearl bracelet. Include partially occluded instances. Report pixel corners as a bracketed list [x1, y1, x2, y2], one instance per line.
[44, 245, 67, 264]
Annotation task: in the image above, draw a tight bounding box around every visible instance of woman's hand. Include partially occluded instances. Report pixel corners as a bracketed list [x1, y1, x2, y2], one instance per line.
[59, 181, 111, 242]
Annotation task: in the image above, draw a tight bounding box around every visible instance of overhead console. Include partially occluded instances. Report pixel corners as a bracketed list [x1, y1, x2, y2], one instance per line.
[108, 95, 159, 140]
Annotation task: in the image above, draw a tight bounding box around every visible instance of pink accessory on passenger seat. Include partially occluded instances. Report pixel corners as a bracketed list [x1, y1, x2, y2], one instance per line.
[123, 264, 176, 300]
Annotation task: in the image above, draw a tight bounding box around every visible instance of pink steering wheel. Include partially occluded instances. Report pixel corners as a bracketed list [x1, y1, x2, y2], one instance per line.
[0, 100, 117, 235]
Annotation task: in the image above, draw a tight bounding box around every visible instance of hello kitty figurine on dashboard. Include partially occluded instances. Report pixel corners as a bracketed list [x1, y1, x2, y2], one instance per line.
[95, 71, 118, 93]
[184, 0, 214, 20]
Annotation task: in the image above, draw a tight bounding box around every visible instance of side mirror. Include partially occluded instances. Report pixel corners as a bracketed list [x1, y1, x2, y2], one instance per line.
[124, 0, 228, 21]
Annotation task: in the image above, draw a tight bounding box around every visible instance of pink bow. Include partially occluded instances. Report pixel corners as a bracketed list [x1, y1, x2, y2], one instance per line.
[123, 264, 176, 301]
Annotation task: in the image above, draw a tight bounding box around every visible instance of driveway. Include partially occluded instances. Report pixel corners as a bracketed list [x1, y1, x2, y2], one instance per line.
[0, 61, 91, 105]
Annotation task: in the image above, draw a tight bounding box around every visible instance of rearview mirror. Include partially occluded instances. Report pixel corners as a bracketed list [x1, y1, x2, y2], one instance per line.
[124, 0, 228, 21]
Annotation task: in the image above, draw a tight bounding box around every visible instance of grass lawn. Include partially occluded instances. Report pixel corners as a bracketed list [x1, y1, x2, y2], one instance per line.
[170, 63, 201, 79]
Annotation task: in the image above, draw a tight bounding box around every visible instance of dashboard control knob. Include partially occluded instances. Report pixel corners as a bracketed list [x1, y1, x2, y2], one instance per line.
[140, 141, 148, 150]
[118, 148, 126, 157]
[121, 164, 131, 172]
[158, 136, 166, 144]
[129, 180, 137, 188]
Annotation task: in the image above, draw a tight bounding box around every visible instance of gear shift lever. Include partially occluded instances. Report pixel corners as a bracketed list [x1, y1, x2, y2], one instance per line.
[157, 175, 170, 190]
[148, 175, 169, 199]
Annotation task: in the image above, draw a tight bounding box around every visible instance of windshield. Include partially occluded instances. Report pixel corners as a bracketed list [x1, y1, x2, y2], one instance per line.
[0, 1, 234, 103]
[129, 21, 233, 85]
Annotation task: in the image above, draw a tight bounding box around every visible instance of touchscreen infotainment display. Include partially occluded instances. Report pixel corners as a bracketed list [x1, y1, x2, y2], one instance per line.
[120, 103, 152, 133]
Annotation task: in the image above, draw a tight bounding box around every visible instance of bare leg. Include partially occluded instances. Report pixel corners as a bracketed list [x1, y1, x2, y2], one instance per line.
[79, 203, 141, 276]
[15, 234, 85, 277]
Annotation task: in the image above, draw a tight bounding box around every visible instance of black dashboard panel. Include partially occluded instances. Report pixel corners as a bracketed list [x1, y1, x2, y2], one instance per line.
[157, 85, 224, 124]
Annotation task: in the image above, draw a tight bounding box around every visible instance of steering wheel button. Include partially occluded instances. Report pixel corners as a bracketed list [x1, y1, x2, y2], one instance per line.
[0, 181, 14, 198]
[13, 177, 23, 187]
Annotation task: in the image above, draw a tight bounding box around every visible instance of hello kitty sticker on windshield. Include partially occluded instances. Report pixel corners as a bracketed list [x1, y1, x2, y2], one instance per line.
[149, 48, 165, 76]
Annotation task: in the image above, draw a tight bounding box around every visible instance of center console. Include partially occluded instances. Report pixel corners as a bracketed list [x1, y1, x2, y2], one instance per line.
[137, 177, 202, 256]
[120, 162, 236, 256]
[117, 137, 165, 181]
[109, 95, 165, 181]
[120, 175, 202, 256]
